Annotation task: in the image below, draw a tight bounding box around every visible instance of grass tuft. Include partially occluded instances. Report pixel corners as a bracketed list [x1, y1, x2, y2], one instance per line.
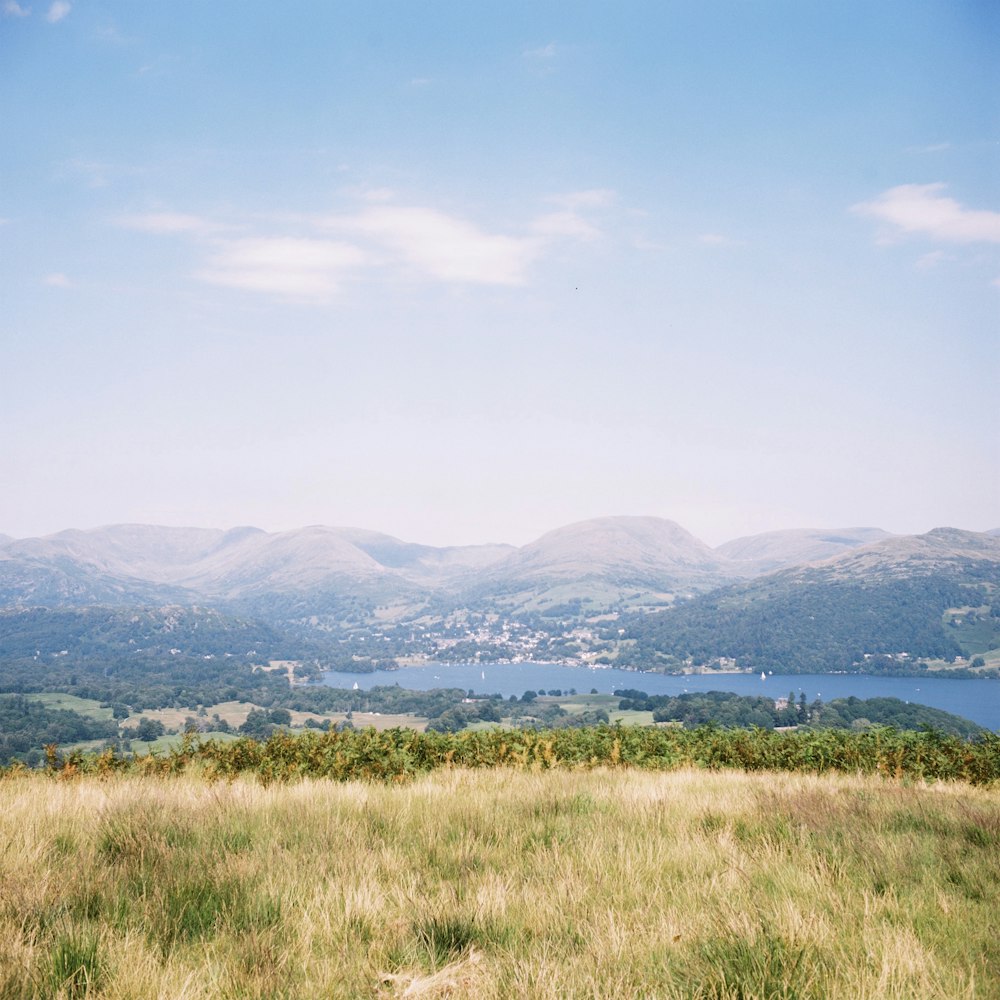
[690, 929, 820, 1000]
[49, 931, 101, 999]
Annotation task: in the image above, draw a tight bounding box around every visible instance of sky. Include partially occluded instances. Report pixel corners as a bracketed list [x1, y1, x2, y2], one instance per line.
[1, 1, 998, 547]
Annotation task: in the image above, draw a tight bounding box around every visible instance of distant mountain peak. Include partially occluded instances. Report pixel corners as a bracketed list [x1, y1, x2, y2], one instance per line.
[715, 527, 892, 573]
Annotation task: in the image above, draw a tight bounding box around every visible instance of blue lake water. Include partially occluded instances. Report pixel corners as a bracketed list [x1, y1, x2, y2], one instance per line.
[321, 662, 1000, 731]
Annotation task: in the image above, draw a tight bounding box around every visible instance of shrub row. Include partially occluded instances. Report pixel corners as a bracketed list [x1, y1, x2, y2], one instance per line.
[8, 723, 1000, 786]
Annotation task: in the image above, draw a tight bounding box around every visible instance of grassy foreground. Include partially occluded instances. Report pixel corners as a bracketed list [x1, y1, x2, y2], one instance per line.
[0, 767, 997, 999]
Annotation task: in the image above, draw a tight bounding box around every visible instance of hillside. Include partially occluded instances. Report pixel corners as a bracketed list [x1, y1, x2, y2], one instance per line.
[715, 526, 892, 573]
[0, 605, 301, 711]
[458, 516, 745, 614]
[619, 528, 1000, 674]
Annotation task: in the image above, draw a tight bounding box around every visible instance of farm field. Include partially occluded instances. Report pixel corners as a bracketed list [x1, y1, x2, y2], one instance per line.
[0, 765, 997, 999]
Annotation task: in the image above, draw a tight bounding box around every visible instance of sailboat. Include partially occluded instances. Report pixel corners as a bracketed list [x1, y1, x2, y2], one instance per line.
[760, 672, 766, 681]
[481, 671, 485, 680]
[352, 681, 359, 690]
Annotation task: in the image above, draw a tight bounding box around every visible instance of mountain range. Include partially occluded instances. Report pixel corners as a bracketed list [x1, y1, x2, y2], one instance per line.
[1, 518, 998, 680]
[1, 518, 997, 619]
[0, 517, 924, 611]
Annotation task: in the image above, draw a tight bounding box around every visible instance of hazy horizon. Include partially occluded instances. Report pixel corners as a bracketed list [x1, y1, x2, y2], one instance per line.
[3, 2, 997, 549]
[1, 514, 996, 552]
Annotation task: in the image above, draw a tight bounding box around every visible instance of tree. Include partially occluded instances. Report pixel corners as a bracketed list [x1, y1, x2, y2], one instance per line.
[477, 702, 501, 722]
[133, 718, 165, 741]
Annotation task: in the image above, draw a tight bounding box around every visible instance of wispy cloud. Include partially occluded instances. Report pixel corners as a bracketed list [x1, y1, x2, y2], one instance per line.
[523, 43, 557, 60]
[117, 191, 613, 301]
[196, 237, 368, 301]
[530, 190, 617, 242]
[3, 2, 30, 17]
[914, 250, 951, 270]
[853, 183, 1000, 244]
[93, 21, 132, 45]
[698, 233, 741, 247]
[530, 211, 600, 241]
[44, 272, 72, 287]
[329, 206, 539, 285]
[45, 0, 69, 23]
[358, 187, 395, 203]
[548, 189, 617, 210]
[117, 212, 223, 235]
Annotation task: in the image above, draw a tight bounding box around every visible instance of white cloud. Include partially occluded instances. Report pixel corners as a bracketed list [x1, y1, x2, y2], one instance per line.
[94, 21, 131, 45]
[548, 189, 617, 210]
[631, 236, 668, 252]
[530, 211, 600, 241]
[523, 43, 557, 59]
[120, 193, 613, 300]
[196, 237, 367, 300]
[117, 212, 220, 235]
[359, 187, 395, 203]
[915, 250, 951, 270]
[853, 183, 1000, 244]
[44, 272, 72, 287]
[4, 2, 30, 17]
[329, 206, 540, 285]
[698, 233, 740, 247]
[46, 0, 69, 23]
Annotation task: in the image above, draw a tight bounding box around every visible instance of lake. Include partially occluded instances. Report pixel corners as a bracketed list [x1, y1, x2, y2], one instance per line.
[321, 662, 1000, 731]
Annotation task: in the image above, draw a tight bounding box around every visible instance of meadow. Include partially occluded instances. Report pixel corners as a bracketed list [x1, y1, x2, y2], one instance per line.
[1, 734, 998, 998]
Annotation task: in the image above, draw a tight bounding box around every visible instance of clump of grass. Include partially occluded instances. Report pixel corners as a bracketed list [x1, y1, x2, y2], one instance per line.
[688, 926, 821, 999]
[49, 931, 101, 999]
[407, 914, 518, 969]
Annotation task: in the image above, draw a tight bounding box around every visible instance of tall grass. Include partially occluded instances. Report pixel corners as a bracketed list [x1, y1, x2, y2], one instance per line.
[0, 767, 996, 998]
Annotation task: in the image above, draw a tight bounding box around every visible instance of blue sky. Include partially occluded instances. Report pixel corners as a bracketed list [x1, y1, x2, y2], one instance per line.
[2, 1, 998, 546]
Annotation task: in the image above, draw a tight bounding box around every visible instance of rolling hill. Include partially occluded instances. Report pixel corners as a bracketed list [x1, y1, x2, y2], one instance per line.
[715, 526, 893, 574]
[618, 528, 1000, 673]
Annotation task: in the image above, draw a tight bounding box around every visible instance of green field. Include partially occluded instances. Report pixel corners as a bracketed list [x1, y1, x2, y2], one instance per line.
[0, 766, 996, 999]
[24, 693, 114, 720]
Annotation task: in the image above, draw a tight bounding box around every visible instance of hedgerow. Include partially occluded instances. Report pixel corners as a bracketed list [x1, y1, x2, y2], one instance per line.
[11, 723, 999, 786]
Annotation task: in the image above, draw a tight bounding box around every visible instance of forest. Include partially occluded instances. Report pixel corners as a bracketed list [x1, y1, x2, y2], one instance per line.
[615, 575, 998, 673]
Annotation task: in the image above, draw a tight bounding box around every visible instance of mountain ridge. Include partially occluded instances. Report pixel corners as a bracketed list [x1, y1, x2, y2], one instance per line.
[1, 518, 995, 625]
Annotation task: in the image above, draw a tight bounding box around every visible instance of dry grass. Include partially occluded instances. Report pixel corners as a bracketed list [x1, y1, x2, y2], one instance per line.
[0, 768, 996, 998]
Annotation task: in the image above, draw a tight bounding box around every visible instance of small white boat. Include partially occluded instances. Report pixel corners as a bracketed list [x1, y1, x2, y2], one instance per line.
[352, 681, 359, 690]
[481, 671, 485, 680]
[760, 672, 766, 681]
